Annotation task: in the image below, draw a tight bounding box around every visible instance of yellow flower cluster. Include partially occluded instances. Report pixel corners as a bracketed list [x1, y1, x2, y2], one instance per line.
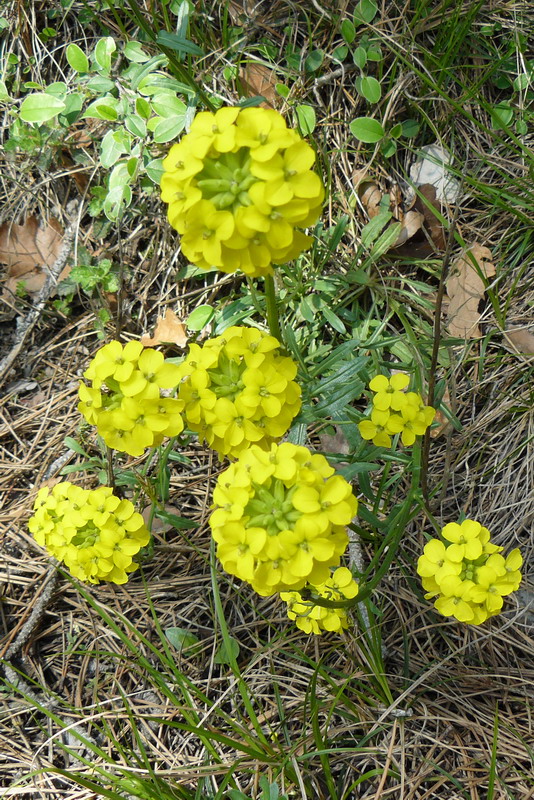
[358, 373, 435, 447]
[160, 106, 325, 277]
[176, 326, 301, 460]
[78, 340, 184, 457]
[28, 482, 150, 584]
[210, 442, 358, 597]
[281, 567, 359, 634]
[417, 519, 523, 624]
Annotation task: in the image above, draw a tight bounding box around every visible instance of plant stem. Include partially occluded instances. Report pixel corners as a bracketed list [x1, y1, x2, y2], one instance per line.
[264, 273, 283, 342]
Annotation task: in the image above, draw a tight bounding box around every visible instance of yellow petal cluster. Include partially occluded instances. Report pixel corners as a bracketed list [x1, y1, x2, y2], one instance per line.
[417, 519, 523, 624]
[210, 443, 358, 596]
[28, 482, 150, 584]
[281, 567, 359, 634]
[160, 106, 324, 277]
[78, 340, 184, 457]
[358, 373, 435, 447]
[176, 326, 301, 460]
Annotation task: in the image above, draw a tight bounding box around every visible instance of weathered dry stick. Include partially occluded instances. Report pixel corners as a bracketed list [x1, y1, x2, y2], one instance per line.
[0, 206, 79, 388]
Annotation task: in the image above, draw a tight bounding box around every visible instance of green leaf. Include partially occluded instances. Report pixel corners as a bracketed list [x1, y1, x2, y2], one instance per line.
[366, 44, 383, 62]
[295, 104, 316, 135]
[66, 43, 89, 73]
[354, 0, 377, 25]
[305, 49, 323, 73]
[357, 75, 381, 103]
[401, 118, 419, 138]
[275, 83, 290, 98]
[103, 185, 132, 220]
[135, 97, 151, 119]
[155, 509, 199, 530]
[156, 30, 204, 57]
[214, 637, 240, 665]
[83, 98, 118, 121]
[145, 157, 164, 183]
[490, 100, 514, 129]
[150, 93, 186, 118]
[100, 128, 131, 168]
[19, 93, 66, 122]
[164, 627, 200, 653]
[124, 113, 147, 137]
[349, 116, 384, 143]
[369, 221, 402, 258]
[323, 306, 346, 334]
[152, 114, 187, 143]
[63, 436, 89, 456]
[186, 304, 214, 330]
[123, 41, 150, 63]
[94, 36, 116, 73]
[59, 93, 83, 125]
[380, 138, 397, 158]
[361, 210, 392, 246]
[332, 45, 348, 62]
[341, 18, 356, 44]
[389, 123, 402, 139]
[0, 80, 9, 100]
[85, 76, 116, 93]
[353, 46, 367, 69]
[45, 81, 68, 98]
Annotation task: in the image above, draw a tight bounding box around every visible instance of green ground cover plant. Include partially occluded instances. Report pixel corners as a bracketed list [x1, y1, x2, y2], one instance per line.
[0, 1, 533, 799]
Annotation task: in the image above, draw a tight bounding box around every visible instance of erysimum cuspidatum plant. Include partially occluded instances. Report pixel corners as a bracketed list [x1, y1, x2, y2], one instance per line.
[176, 326, 301, 460]
[78, 340, 184, 457]
[209, 442, 358, 596]
[29, 482, 150, 584]
[160, 106, 324, 277]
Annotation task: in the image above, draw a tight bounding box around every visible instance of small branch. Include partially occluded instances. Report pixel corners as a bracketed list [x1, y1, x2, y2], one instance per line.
[2, 565, 59, 660]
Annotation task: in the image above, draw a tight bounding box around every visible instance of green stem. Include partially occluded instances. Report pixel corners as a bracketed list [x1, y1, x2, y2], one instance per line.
[264, 273, 283, 342]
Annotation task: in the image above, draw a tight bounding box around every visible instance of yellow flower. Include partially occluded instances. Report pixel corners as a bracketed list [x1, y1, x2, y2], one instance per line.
[161, 106, 324, 277]
[177, 326, 301, 460]
[418, 520, 523, 624]
[78, 341, 184, 457]
[210, 443, 357, 596]
[281, 567, 358, 635]
[360, 375, 435, 447]
[28, 482, 150, 584]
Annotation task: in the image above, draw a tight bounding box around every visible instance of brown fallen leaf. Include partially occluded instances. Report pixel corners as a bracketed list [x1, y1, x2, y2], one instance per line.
[446, 243, 495, 338]
[0, 216, 68, 297]
[430, 386, 452, 439]
[503, 328, 534, 355]
[141, 309, 189, 348]
[394, 184, 445, 257]
[238, 62, 278, 108]
[359, 182, 383, 218]
[392, 209, 424, 247]
[319, 425, 351, 456]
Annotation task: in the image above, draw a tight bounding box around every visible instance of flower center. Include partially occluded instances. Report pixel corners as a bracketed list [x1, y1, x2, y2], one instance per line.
[71, 522, 100, 549]
[195, 148, 259, 211]
[208, 353, 245, 400]
[244, 479, 301, 535]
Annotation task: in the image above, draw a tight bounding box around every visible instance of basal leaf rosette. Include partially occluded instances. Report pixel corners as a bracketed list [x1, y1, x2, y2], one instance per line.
[281, 567, 359, 634]
[176, 326, 301, 459]
[210, 443, 358, 596]
[417, 518, 523, 624]
[160, 106, 325, 277]
[28, 482, 150, 584]
[78, 340, 184, 457]
[358, 373, 435, 448]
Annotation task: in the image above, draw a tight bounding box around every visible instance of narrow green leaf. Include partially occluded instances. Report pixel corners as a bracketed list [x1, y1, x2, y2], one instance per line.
[156, 30, 204, 57]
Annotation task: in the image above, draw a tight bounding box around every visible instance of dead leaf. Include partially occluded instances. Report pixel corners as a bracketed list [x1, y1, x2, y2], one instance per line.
[394, 184, 445, 257]
[503, 328, 534, 355]
[430, 386, 452, 439]
[227, 0, 257, 24]
[141, 309, 189, 348]
[359, 182, 383, 218]
[392, 209, 424, 247]
[319, 425, 351, 456]
[238, 62, 278, 108]
[446, 244, 495, 338]
[0, 216, 68, 297]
